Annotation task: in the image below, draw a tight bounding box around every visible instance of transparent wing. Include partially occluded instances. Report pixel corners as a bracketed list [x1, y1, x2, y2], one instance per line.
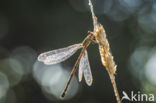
[79, 50, 93, 86]
[38, 44, 82, 65]
[79, 52, 85, 82]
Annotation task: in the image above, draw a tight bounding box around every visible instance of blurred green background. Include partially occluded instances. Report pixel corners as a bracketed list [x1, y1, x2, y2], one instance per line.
[0, 0, 156, 103]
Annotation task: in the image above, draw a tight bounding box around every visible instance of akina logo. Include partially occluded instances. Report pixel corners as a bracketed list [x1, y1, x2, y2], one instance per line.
[121, 91, 155, 102]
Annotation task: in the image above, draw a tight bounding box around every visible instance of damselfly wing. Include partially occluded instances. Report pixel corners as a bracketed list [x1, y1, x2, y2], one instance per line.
[38, 44, 82, 65]
[79, 50, 93, 86]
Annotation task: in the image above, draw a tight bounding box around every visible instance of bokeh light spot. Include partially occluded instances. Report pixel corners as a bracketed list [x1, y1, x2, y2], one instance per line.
[33, 61, 79, 101]
[145, 53, 156, 85]
[0, 58, 23, 86]
[0, 72, 9, 102]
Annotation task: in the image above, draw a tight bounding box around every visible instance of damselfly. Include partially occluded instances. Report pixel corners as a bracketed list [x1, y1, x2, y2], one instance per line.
[38, 32, 95, 97]
[38, 0, 121, 103]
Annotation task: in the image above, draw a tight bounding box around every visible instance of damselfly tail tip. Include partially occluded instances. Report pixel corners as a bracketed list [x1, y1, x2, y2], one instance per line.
[60, 93, 65, 99]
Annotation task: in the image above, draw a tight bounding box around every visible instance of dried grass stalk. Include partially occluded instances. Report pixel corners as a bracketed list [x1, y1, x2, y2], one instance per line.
[88, 0, 121, 103]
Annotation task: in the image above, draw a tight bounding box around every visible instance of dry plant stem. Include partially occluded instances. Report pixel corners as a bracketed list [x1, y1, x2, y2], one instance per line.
[95, 26, 121, 103]
[88, 0, 121, 103]
[108, 73, 121, 103]
[88, 0, 97, 30]
[95, 25, 121, 103]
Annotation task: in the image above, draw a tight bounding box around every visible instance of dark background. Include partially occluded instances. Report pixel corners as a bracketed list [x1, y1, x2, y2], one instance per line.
[0, 0, 156, 103]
